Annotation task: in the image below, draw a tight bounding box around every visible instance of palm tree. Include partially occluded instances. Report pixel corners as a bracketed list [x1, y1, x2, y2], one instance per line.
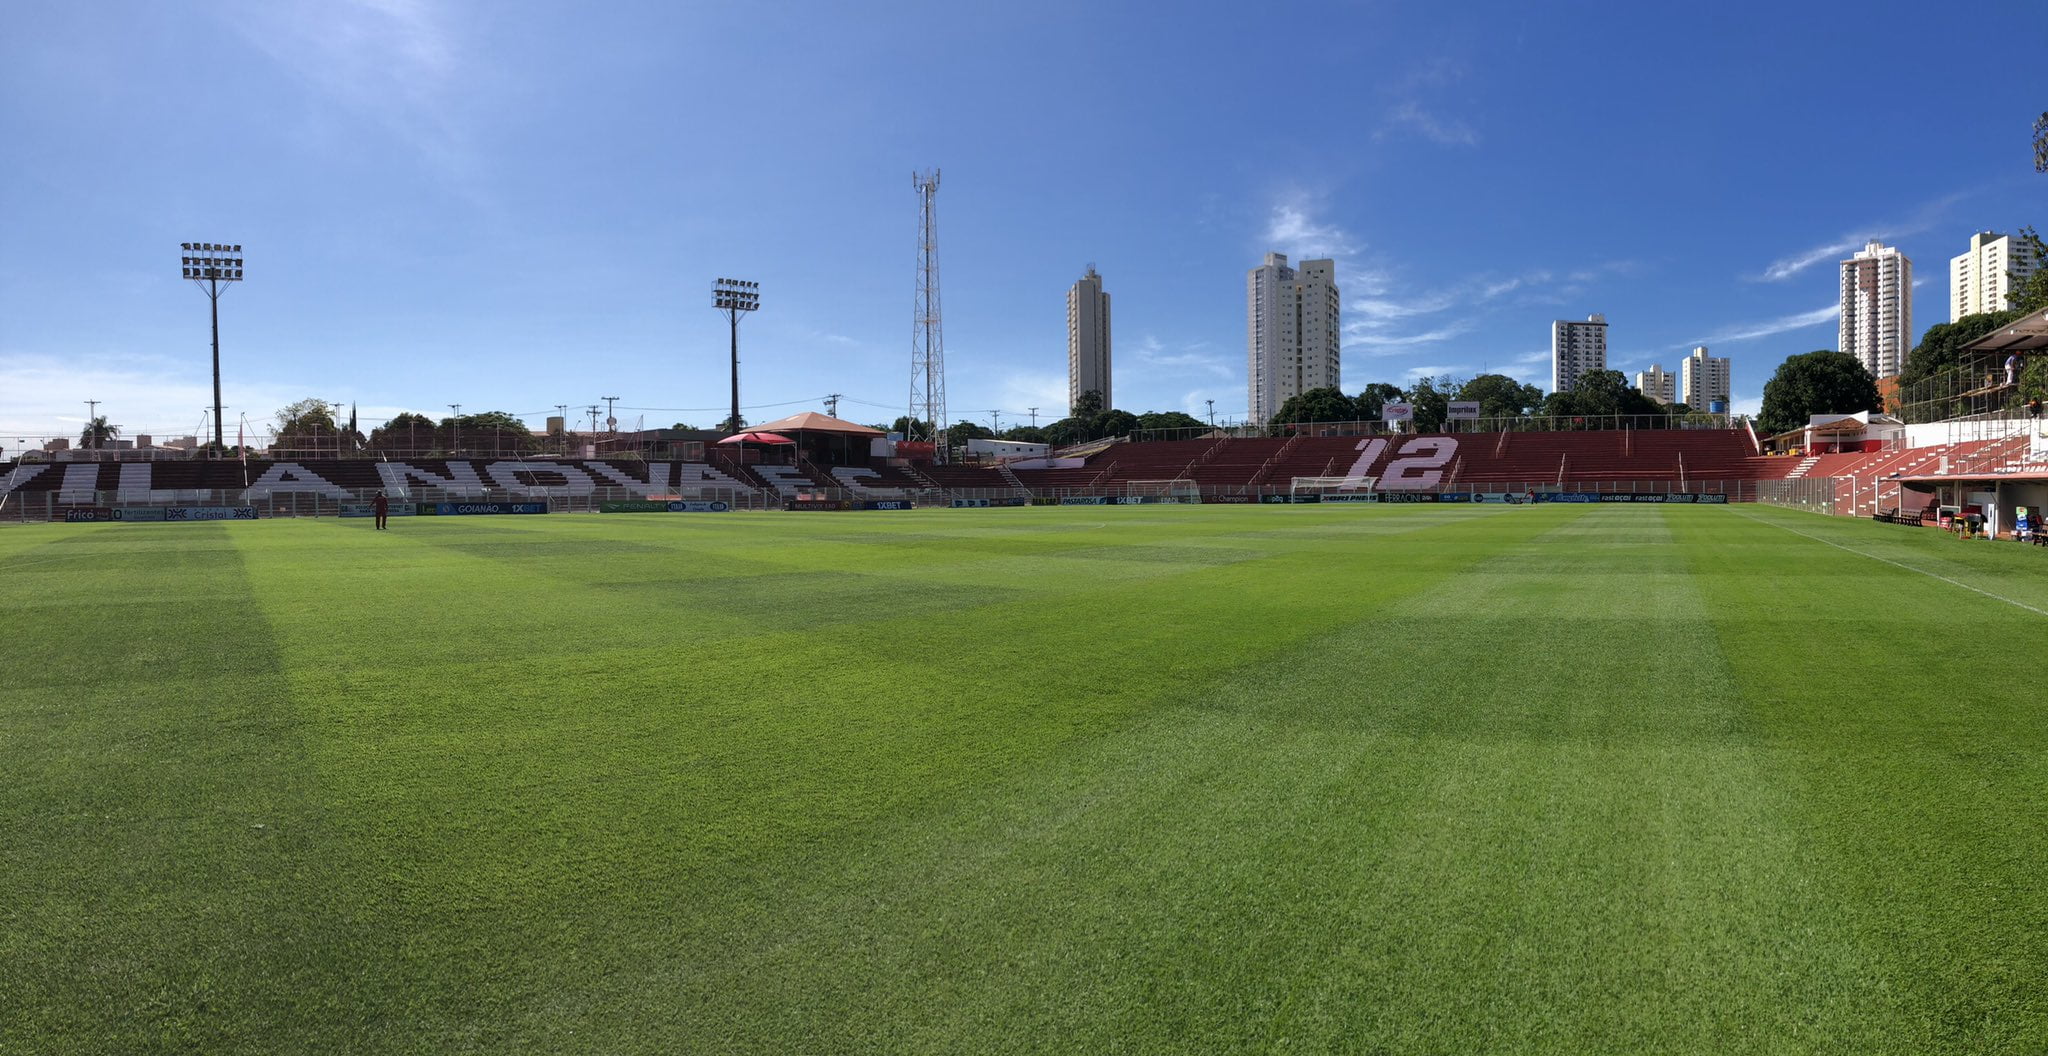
[78, 416, 119, 450]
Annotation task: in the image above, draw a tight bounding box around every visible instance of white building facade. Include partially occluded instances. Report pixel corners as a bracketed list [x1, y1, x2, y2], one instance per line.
[1950, 231, 2039, 322]
[1634, 364, 1677, 405]
[1840, 241, 1912, 378]
[1551, 314, 1609, 393]
[1247, 253, 1341, 423]
[1681, 345, 1731, 411]
[1066, 266, 1112, 409]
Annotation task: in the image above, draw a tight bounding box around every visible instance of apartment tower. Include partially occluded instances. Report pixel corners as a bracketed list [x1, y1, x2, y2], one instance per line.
[1839, 241, 1912, 378]
[1247, 253, 1341, 423]
[1551, 314, 1609, 393]
[1633, 364, 1677, 406]
[1066, 266, 1112, 409]
[1950, 231, 2039, 322]
[1681, 345, 1731, 411]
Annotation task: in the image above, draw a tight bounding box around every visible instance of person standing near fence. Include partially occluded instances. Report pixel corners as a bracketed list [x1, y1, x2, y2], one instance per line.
[372, 490, 389, 531]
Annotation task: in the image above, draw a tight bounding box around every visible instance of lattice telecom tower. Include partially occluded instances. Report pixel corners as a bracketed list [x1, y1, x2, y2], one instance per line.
[910, 169, 949, 464]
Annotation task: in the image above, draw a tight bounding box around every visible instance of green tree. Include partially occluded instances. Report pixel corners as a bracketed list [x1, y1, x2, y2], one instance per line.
[1405, 376, 1459, 433]
[78, 416, 119, 449]
[1540, 370, 1663, 423]
[1271, 386, 1357, 425]
[889, 416, 934, 439]
[1136, 411, 1206, 433]
[369, 412, 437, 453]
[1456, 374, 1544, 420]
[1070, 390, 1105, 419]
[1091, 409, 1139, 439]
[273, 398, 342, 456]
[944, 420, 993, 447]
[1000, 425, 1048, 444]
[1354, 382, 1406, 421]
[1042, 417, 1088, 447]
[451, 411, 539, 455]
[1903, 311, 2022, 385]
[1758, 350, 1881, 435]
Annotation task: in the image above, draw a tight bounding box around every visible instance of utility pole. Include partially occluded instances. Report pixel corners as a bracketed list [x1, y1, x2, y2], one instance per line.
[825, 393, 841, 417]
[603, 396, 620, 433]
[1028, 407, 1038, 429]
[988, 410, 1002, 435]
[448, 403, 461, 454]
[587, 405, 601, 434]
[1207, 399, 1216, 427]
[84, 400, 99, 449]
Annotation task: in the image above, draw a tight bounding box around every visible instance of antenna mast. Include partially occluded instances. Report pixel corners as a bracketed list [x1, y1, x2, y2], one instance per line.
[910, 169, 948, 463]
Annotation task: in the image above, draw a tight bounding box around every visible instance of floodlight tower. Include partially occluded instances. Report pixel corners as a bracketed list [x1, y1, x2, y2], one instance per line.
[910, 170, 948, 463]
[713, 278, 760, 433]
[181, 242, 244, 452]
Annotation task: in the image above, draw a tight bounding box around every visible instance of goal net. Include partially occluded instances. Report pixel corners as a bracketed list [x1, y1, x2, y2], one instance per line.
[1126, 478, 1199, 501]
[1290, 475, 1378, 498]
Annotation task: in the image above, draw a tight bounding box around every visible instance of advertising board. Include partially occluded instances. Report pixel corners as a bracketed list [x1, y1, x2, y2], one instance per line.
[426, 502, 547, 515]
[599, 500, 731, 513]
[165, 506, 259, 521]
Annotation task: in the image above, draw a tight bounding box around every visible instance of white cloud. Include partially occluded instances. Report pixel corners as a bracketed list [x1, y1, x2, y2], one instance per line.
[223, 0, 474, 174]
[1382, 100, 1478, 147]
[1350, 322, 1477, 353]
[1752, 191, 1968, 282]
[1757, 237, 1868, 283]
[1690, 304, 1838, 345]
[0, 353, 341, 443]
[1262, 192, 1359, 259]
[1375, 58, 1480, 147]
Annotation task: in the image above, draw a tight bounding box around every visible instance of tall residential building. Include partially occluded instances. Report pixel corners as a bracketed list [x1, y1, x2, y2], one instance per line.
[1246, 253, 1341, 423]
[1066, 266, 1112, 409]
[1839, 240, 1912, 378]
[1634, 364, 1677, 406]
[1950, 231, 2040, 321]
[1551, 314, 1608, 393]
[1681, 345, 1731, 411]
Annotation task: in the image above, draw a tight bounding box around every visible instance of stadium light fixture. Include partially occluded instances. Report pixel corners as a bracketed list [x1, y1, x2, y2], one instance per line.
[712, 277, 761, 433]
[182, 241, 245, 454]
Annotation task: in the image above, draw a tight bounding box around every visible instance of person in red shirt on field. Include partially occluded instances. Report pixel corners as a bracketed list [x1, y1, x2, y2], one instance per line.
[372, 490, 389, 531]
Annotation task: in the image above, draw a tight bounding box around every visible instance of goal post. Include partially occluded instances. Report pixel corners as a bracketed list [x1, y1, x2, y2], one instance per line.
[1126, 478, 1200, 501]
[1290, 475, 1378, 498]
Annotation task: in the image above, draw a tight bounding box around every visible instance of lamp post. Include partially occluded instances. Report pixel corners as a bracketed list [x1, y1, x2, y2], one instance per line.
[448, 403, 461, 454]
[712, 278, 760, 433]
[181, 242, 244, 454]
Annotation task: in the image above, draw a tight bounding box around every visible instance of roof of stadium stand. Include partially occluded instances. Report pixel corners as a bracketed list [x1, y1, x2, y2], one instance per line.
[748, 411, 885, 436]
[1956, 308, 2048, 355]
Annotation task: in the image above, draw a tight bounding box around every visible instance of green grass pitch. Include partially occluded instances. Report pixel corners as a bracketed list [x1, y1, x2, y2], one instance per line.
[4, 503, 2046, 1054]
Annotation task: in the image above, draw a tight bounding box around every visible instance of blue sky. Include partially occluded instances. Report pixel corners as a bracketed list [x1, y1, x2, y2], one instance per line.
[2, 0, 2043, 443]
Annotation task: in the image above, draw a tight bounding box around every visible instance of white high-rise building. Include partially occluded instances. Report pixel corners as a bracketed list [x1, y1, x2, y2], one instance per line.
[1067, 266, 1112, 410]
[1634, 364, 1677, 406]
[1551, 314, 1608, 393]
[1247, 253, 1341, 423]
[1840, 241, 1912, 378]
[1950, 231, 2039, 322]
[1681, 345, 1731, 411]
